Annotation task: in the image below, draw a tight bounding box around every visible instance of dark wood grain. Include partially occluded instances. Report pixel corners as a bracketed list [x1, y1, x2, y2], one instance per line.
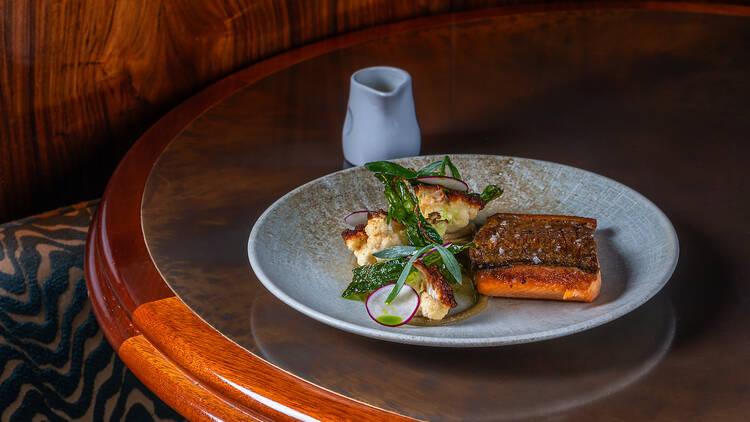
[0, 0, 450, 222]
[4, 0, 748, 223]
[0, 0, 524, 223]
[84, 3, 750, 421]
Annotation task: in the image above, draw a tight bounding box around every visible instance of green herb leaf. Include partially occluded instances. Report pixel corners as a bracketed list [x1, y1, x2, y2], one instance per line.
[386, 245, 433, 304]
[377, 174, 442, 247]
[445, 157, 462, 179]
[480, 184, 503, 202]
[416, 212, 443, 244]
[436, 155, 462, 179]
[373, 246, 417, 259]
[364, 161, 416, 178]
[343, 242, 476, 300]
[366, 157, 462, 180]
[342, 260, 405, 299]
[415, 160, 443, 177]
[434, 244, 463, 285]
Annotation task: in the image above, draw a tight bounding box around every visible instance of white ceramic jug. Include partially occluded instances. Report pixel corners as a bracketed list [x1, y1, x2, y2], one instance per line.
[342, 67, 421, 166]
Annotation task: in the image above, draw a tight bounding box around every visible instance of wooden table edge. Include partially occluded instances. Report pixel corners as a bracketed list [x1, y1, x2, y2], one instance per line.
[87, 200, 412, 421]
[84, 3, 750, 421]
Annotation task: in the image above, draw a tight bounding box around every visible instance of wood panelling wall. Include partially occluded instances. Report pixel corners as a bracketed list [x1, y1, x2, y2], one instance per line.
[1, 0, 486, 222]
[0, 0, 732, 222]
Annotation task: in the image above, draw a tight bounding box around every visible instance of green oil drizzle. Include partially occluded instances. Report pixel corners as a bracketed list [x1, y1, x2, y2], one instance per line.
[376, 315, 403, 325]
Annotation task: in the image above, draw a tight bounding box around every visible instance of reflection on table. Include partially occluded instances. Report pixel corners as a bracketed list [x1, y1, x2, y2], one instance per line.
[251, 291, 674, 421]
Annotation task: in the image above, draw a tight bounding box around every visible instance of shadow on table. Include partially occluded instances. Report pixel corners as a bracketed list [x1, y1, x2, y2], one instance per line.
[662, 219, 734, 348]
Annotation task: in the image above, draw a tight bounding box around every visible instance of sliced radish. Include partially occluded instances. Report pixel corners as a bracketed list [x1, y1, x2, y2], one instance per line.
[415, 175, 469, 191]
[366, 283, 420, 327]
[344, 210, 370, 227]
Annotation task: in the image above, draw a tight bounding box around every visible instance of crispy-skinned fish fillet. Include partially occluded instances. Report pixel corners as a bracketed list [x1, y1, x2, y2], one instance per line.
[413, 260, 457, 320]
[470, 213, 600, 303]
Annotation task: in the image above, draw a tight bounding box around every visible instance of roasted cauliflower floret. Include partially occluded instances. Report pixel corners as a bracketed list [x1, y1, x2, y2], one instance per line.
[413, 261, 457, 320]
[415, 184, 486, 234]
[341, 225, 367, 257]
[341, 210, 407, 266]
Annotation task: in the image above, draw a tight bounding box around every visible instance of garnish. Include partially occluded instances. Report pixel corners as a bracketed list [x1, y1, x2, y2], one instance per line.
[415, 175, 468, 191]
[342, 156, 504, 325]
[342, 243, 475, 300]
[343, 210, 371, 227]
[434, 244, 462, 286]
[342, 260, 404, 300]
[387, 244, 434, 304]
[362, 161, 420, 179]
[364, 155, 463, 181]
[415, 160, 443, 177]
[479, 184, 503, 202]
[382, 243, 464, 304]
[440, 155, 461, 179]
[366, 283, 420, 326]
[372, 246, 417, 259]
[376, 174, 441, 247]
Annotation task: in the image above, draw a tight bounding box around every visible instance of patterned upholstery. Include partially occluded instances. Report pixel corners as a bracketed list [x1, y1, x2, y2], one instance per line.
[0, 201, 184, 421]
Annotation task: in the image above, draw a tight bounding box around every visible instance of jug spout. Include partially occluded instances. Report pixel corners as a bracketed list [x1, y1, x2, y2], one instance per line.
[352, 67, 410, 96]
[343, 67, 421, 166]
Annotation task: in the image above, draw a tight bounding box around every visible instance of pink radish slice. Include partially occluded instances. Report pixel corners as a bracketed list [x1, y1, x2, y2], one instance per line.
[344, 210, 370, 227]
[366, 283, 420, 327]
[415, 175, 469, 191]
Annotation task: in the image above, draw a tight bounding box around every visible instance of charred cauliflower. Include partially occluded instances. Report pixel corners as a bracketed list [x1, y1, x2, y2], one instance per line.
[341, 210, 408, 266]
[414, 184, 486, 234]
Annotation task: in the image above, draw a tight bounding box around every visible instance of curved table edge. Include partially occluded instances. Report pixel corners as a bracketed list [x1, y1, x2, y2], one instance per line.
[87, 207, 413, 421]
[85, 2, 750, 421]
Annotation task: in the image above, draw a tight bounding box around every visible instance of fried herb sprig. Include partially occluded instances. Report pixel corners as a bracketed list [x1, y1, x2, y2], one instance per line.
[377, 174, 441, 247]
[341, 243, 474, 301]
[356, 156, 503, 303]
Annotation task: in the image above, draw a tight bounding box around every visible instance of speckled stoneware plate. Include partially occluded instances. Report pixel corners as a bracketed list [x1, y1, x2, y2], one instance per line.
[247, 155, 678, 347]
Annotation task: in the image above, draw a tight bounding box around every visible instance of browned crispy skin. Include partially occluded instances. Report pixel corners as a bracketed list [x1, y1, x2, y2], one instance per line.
[470, 213, 598, 273]
[341, 224, 366, 243]
[471, 213, 600, 303]
[340, 210, 390, 242]
[413, 260, 457, 308]
[414, 184, 487, 209]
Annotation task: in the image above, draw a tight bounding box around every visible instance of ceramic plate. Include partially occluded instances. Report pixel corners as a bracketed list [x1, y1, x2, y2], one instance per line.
[247, 155, 678, 347]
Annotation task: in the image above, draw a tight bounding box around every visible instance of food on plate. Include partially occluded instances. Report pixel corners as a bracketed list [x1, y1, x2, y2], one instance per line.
[414, 184, 486, 236]
[366, 283, 420, 327]
[411, 260, 457, 320]
[340, 157, 603, 328]
[340, 156, 503, 326]
[470, 213, 601, 302]
[342, 210, 407, 266]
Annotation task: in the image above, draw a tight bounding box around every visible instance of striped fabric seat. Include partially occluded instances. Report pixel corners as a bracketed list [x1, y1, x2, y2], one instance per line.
[0, 201, 183, 421]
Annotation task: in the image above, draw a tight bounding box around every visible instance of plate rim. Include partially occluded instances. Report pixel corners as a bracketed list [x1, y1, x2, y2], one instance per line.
[247, 154, 679, 347]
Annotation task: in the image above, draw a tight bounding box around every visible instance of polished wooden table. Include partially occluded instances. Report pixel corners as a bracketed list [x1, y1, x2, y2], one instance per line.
[86, 3, 750, 421]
